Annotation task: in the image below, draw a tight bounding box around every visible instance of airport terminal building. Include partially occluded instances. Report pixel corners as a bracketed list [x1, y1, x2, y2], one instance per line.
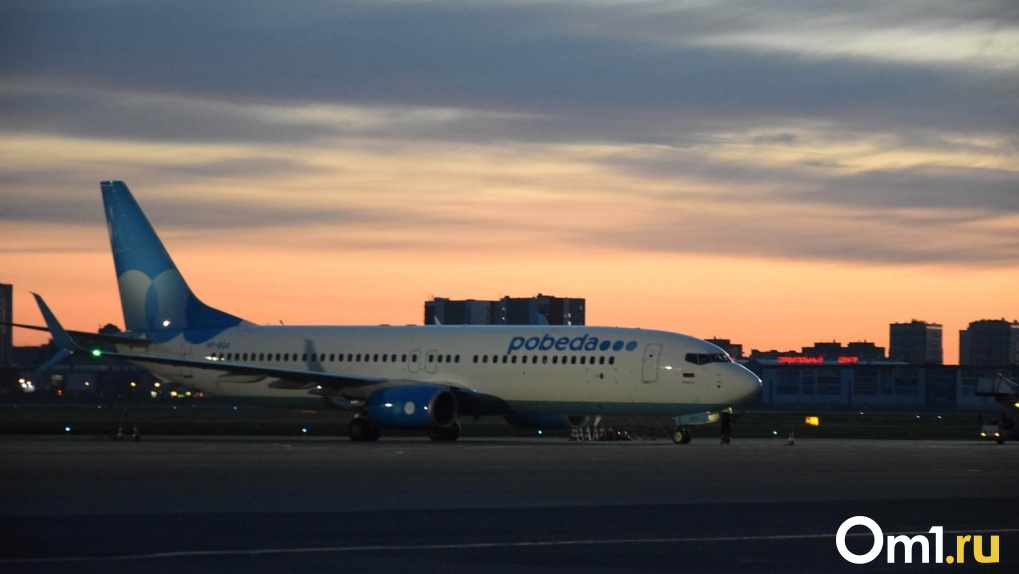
[744, 360, 1016, 410]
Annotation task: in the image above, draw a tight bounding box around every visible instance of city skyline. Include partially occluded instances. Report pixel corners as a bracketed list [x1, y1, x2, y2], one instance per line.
[2, 1, 1017, 364]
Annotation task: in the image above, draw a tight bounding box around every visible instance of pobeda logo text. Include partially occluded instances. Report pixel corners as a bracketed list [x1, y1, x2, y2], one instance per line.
[836, 516, 999, 565]
[507, 334, 638, 355]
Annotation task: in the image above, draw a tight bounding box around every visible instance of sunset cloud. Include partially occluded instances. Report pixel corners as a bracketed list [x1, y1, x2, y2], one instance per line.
[1, 0, 1016, 360]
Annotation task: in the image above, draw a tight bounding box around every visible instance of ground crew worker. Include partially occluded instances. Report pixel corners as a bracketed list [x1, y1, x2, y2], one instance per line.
[720, 407, 733, 445]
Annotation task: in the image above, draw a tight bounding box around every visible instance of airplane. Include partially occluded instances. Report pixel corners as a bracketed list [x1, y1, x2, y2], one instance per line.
[30, 181, 761, 443]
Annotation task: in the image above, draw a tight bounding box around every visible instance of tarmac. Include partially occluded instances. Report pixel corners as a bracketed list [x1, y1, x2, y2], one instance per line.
[2, 435, 1018, 573]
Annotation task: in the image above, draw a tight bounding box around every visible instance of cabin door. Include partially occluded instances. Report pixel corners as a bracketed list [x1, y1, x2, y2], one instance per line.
[642, 344, 662, 383]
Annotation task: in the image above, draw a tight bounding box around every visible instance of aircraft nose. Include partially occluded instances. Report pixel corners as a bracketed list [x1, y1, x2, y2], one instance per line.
[733, 365, 762, 402]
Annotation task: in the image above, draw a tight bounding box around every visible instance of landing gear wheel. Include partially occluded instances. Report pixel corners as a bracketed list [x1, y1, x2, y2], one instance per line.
[367, 425, 382, 441]
[349, 418, 381, 442]
[428, 421, 461, 442]
[671, 427, 692, 444]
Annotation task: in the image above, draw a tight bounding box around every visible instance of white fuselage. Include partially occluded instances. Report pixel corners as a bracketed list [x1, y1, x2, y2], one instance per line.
[125, 325, 761, 416]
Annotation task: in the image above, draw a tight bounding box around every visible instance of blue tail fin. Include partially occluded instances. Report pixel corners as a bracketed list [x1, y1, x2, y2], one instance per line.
[101, 181, 248, 335]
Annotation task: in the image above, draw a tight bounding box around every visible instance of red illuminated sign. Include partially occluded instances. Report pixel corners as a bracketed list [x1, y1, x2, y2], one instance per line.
[776, 356, 860, 365]
[777, 356, 824, 364]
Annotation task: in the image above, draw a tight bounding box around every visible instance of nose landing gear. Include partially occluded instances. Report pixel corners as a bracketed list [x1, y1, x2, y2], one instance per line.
[671, 427, 692, 444]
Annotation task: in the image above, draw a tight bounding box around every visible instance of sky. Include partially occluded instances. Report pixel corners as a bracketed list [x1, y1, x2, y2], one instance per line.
[2, 0, 1017, 364]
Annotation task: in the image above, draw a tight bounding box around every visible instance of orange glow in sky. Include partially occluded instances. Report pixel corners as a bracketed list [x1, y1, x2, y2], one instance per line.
[2, 1, 1017, 365]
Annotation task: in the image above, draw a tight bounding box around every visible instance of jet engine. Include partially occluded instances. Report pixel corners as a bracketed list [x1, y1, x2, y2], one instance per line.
[366, 385, 458, 429]
[504, 414, 590, 430]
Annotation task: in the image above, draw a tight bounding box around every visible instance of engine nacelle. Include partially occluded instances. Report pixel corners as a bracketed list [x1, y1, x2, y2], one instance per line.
[366, 385, 458, 429]
[504, 414, 590, 430]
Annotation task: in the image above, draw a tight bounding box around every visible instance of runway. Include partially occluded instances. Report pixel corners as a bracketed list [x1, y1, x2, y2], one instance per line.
[2, 436, 1017, 573]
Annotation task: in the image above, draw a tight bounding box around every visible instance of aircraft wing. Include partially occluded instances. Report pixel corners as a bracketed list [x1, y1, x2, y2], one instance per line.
[102, 349, 388, 390]
[30, 293, 385, 391]
[9, 322, 152, 349]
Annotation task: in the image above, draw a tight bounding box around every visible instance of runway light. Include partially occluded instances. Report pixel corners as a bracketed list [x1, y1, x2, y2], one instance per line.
[232, 406, 239, 411]
[772, 430, 778, 436]
[64, 426, 71, 433]
[537, 430, 543, 436]
[301, 427, 308, 434]
[91, 349, 102, 357]
[981, 432, 987, 437]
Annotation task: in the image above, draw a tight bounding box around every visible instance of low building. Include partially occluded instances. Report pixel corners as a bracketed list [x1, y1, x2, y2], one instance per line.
[426, 294, 585, 326]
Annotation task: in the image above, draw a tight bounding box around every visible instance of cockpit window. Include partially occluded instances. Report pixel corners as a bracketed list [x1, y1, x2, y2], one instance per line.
[685, 353, 733, 365]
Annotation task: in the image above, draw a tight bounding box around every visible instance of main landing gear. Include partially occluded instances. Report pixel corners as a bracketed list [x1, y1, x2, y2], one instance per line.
[428, 421, 461, 442]
[348, 417, 382, 442]
[671, 427, 692, 444]
[347, 417, 462, 442]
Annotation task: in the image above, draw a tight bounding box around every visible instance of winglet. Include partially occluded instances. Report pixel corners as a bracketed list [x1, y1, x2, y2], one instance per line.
[31, 293, 79, 353]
